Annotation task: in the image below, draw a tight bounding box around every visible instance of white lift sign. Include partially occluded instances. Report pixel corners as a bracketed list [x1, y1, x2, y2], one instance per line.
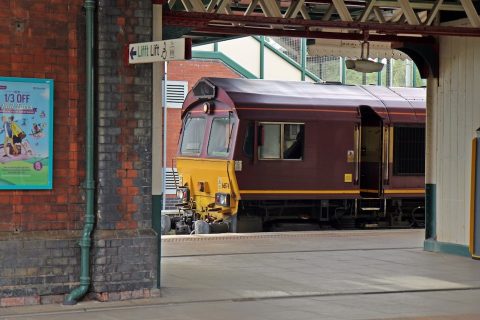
[128, 38, 192, 64]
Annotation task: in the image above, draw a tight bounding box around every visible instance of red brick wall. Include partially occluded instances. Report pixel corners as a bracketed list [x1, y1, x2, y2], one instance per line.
[0, 1, 85, 232]
[95, 1, 154, 230]
[166, 108, 182, 169]
[166, 60, 242, 165]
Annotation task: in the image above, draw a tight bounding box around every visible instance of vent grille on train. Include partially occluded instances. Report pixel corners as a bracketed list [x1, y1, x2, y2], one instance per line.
[393, 126, 425, 176]
[165, 81, 188, 108]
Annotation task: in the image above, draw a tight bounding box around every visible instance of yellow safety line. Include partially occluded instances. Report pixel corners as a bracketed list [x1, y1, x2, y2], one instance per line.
[360, 189, 381, 193]
[384, 189, 425, 194]
[470, 138, 477, 257]
[240, 190, 360, 195]
[240, 189, 425, 195]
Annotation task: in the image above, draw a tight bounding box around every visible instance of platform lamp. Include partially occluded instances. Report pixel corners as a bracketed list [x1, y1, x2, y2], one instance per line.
[345, 31, 384, 73]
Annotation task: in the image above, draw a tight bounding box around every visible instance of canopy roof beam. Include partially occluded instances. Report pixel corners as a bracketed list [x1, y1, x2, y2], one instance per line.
[165, 11, 480, 39]
[165, 0, 480, 43]
[459, 0, 480, 27]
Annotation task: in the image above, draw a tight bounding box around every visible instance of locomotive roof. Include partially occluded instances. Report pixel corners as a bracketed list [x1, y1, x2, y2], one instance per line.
[183, 78, 426, 123]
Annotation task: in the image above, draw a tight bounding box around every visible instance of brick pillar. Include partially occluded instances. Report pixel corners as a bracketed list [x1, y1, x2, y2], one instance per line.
[93, 1, 157, 295]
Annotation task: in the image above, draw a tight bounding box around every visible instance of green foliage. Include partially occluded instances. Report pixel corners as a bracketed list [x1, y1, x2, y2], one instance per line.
[392, 59, 406, 87]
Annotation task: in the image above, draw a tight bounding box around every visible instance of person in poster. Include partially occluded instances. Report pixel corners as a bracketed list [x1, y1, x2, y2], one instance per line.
[2, 115, 17, 156]
[1, 114, 36, 159]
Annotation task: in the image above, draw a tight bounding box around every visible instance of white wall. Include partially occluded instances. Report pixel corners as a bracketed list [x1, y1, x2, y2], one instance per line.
[434, 36, 480, 245]
[263, 48, 302, 80]
[212, 37, 306, 81]
[218, 37, 261, 78]
[194, 43, 215, 51]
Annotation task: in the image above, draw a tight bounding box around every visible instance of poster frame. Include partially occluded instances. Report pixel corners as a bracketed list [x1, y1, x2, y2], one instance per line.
[0, 76, 54, 190]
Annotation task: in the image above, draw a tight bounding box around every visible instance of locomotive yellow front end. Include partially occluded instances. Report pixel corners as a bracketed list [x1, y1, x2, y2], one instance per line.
[176, 157, 240, 225]
[174, 78, 240, 233]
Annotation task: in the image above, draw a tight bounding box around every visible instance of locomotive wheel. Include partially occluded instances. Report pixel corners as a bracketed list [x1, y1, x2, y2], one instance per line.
[410, 206, 425, 228]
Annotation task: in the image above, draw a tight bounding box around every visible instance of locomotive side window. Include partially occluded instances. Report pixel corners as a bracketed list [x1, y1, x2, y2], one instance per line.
[393, 126, 425, 175]
[207, 117, 236, 157]
[259, 124, 281, 159]
[258, 122, 304, 160]
[180, 117, 206, 156]
[283, 124, 304, 159]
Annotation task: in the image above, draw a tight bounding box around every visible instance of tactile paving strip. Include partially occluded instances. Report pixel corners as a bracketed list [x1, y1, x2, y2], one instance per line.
[161, 229, 416, 243]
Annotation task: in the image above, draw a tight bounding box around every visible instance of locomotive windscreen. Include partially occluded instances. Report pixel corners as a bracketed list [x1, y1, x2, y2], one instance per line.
[180, 117, 206, 156]
[393, 126, 425, 176]
[207, 117, 236, 157]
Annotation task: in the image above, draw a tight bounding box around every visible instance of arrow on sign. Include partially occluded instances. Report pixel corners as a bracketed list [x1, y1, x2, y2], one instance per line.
[130, 46, 137, 60]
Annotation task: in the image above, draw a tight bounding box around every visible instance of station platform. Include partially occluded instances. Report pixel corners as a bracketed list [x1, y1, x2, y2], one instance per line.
[2, 229, 480, 320]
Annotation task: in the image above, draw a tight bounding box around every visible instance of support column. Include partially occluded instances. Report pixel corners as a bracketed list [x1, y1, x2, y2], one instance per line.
[377, 59, 382, 85]
[425, 76, 437, 243]
[300, 38, 307, 81]
[405, 59, 412, 87]
[340, 57, 346, 84]
[386, 59, 392, 87]
[413, 64, 417, 87]
[260, 36, 265, 79]
[152, 4, 164, 288]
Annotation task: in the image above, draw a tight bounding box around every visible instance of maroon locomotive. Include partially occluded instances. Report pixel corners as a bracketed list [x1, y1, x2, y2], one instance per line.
[175, 77, 425, 233]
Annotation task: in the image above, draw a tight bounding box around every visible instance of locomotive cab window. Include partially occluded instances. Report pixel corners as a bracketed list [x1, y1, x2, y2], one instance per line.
[393, 126, 425, 175]
[207, 117, 236, 157]
[258, 123, 304, 160]
[180, 117, 206, 156]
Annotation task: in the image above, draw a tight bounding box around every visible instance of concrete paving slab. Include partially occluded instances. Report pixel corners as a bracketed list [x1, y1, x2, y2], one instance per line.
[2, 230, 480, 320]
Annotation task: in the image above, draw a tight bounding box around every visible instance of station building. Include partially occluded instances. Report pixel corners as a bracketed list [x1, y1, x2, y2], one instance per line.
[1, 0, 479, 308]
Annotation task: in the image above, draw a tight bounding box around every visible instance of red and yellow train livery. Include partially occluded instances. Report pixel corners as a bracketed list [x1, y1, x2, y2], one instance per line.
[175, 77, 425, 233]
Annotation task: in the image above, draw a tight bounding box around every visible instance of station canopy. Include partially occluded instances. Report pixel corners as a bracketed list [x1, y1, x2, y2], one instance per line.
[163, 0, 480, 60]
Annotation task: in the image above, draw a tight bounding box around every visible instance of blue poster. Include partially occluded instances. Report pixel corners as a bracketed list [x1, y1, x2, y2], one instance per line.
[0, 77, 53, 189]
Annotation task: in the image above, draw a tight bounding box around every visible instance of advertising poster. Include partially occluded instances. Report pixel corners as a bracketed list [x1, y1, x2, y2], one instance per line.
[0, 77, 53, 189]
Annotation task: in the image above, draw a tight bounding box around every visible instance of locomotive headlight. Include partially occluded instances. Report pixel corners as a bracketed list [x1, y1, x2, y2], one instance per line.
[215, 193, 230, 207]
[176, 187, 190, 202]
[203, 102, 214, 114]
